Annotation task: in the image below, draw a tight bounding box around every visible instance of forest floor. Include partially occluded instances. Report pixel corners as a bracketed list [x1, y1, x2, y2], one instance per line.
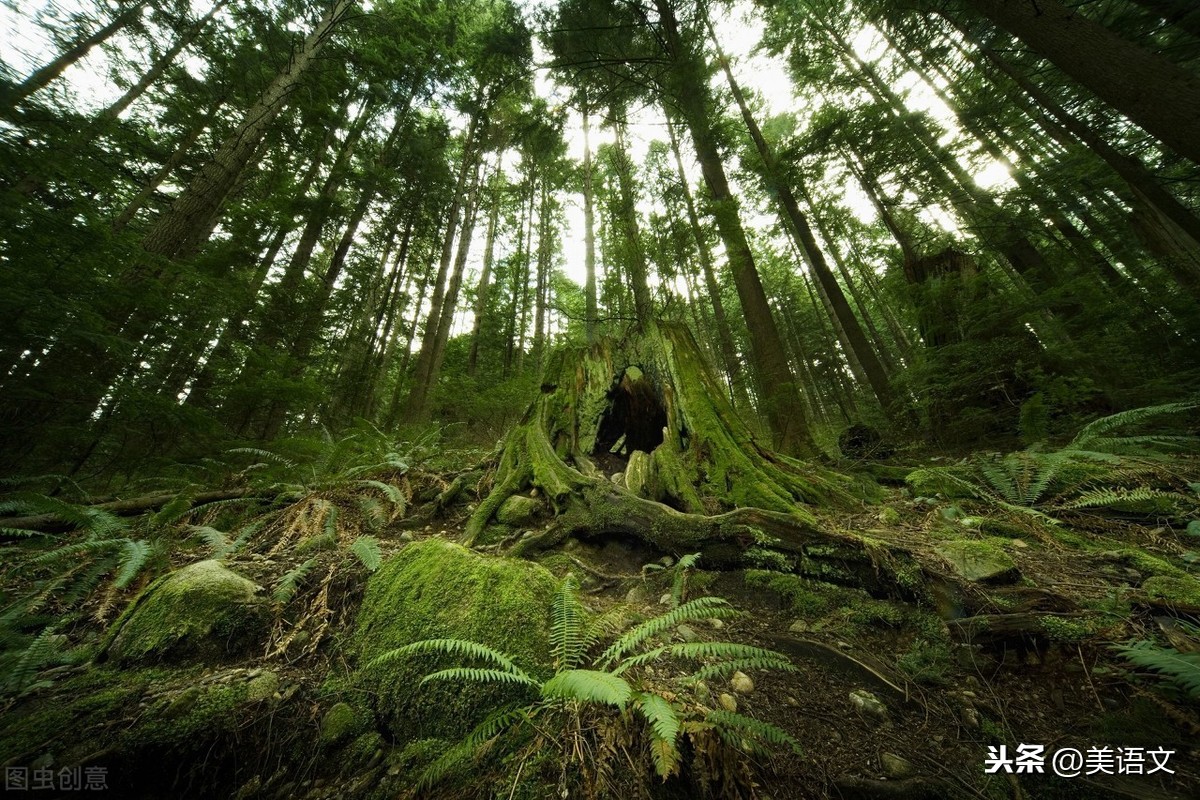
[1, 446, 1199, 800]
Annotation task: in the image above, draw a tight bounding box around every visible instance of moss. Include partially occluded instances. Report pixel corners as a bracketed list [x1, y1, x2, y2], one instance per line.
[905, 467, 973, 499]
[897, 638, 953, 685]
[351, 540, 557, 742]
[1038, 615, 1100, 643]
[321, 702, 364, 746]
[102, 559, 268, 665]
[127, 681, 252, 748]
[878, 506, 902, 526]
[934, 538, 1019, 583]
[1142, 575, 1200, 608]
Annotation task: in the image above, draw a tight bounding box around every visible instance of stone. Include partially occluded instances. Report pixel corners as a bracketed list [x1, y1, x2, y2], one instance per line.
[880, 753, 914, 779]
[934, 540, 1019, 584]
[878, 507, 901, 526]
[659, 593, 673, 606]
[625, 585, 648, 604]
[849, 689, 888, 724]
[718, 693, 738, 712]
[103, 559, 268, 665]
[677, 624, 699, 643]
[730, 671, 754, 695]
[351, 540, 557, 742]
[320, 703, 360, 745]
[245, 671, 279, 702]
[399, 531, 414, 542]
[496, 495, 542, 526]
[788, 620, 809, 634]
[708, 618, 724, 630]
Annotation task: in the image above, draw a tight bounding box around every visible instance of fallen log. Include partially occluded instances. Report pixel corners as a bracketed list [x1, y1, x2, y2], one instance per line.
[0, 487, 260, 532]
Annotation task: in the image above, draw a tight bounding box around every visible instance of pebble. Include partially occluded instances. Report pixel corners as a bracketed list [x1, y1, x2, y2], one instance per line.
[719, 693, 738, 712]
[625, 585, 647, 604]
[785, 696, 799, 707]
[399, 532, 413, 542]
[730, 671, 754, 695]
[788, 620, 809, 634]
[659, 593, 673, 606]
[677, 624, 699, 643]
[708, 618, 724, 630]
[848, 689, 888, 724]
[961, 707, 980, 729]
[880, 753, 914, 779]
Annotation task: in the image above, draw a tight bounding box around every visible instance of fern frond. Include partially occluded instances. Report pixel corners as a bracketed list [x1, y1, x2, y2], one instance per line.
[1113, 640, 1200, 699]
[350, 536, 382, 572]
[666, 641, 795, 665]
[635, 692, 680, 746]
[272, 558, 315, 604]
[599, 597, 735, 667]
[690, 656, 797, 682]
[0, 526, 57, 539]
[1070, 402, 1196, 451]
[705, 710, 802, 754]
[28, 535, 124, 565]
[649, 735, 681, 780]
[357, 480, 407, 517]
[420, 667, 539, 688]
[191, 526, 231, 554]
[4, 626, 64, 695]
[323, 504, 339, 538]
[1058, 487, 1183, 511]
[583, 604, 635, 653]
[151, 493, 193, 527]
[672, 552, 701, 605]
[226, 447, 296, 468]
[416, 705, 526, 789]
[541, 669, 631, 709]
[551, 574, 587, 670]
[112, 539, 151, 589]
[373, 638, 529, 679]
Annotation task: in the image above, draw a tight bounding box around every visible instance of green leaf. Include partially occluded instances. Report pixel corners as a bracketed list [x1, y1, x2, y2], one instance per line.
[540, 669, 631, 709]
[350, 536, 382, 571]
[1187, 521, 1200, 537]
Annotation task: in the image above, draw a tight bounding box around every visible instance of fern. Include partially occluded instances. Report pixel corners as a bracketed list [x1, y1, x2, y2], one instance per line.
[191, 525, 231, 554]
[416, 705, 526, 790]
[349, 536, 382, 572]
[112, 539, 151, 589]
[1113, 640, 1200, 700]
[151, 493, 194, 527]
[1060, 487, 1184, 511]
[551, 574, 587, 670]
[273, 558, 316, 604]
[705, 710, 802, 754]
[225, 447, 296, 468]
[541, 669, 632, 708]
[357, 480, 407, 517]
[635, 691, 681, 747]
[421, 667, 539, 688]
[3, 626, 64, 695]
[671, 552, 702, 606]
[600, 596, 736, 668]
[356, 497, 387, 531]
[1070, 402, 1197, 453]
[372, 638, 531, 679]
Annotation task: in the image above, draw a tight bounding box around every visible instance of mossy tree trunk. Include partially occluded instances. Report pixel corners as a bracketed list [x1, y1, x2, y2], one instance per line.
[464, 323, 867, 566]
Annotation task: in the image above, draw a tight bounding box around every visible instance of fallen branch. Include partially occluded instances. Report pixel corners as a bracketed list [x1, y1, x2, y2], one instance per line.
[0, 487, 260, 532]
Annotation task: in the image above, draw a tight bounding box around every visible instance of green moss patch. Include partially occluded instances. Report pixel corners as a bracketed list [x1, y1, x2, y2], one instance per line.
[350, 540, 557, 741]
[1142, 575, 1200, 608]
[102, 559, 269, 665]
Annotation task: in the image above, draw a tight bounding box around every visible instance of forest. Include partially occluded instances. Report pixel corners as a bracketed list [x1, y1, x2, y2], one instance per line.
[1, 0, 1199, 797]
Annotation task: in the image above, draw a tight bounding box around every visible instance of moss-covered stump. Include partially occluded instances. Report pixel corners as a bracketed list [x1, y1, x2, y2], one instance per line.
[102, 559, 269, 665]
[351, 539, 557, 742]
[464, 323, 866, 566]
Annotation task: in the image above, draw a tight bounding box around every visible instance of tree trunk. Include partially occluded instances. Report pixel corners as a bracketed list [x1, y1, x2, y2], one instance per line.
[653, 0, 816, 457]
[959, 0, 1200, 164]
[467, 189, 501, 377]
[140, 0, 354, 260]
[582, 101, 599, 343]
[463, 323, 852, 562]
[611, 120, 654, 326]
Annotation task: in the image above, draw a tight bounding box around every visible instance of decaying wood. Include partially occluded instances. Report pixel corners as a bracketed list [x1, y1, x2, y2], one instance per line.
[0, 487, 259, 532]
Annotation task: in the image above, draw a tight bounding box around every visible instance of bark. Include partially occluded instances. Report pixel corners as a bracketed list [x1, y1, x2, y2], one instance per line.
[582, 101, 599, 343]
[140, 0, 354, 260]
[663, 114, 746, 405]
[653, 0, 816, 457]
[712, 43, 894, 410]
[532, 180, 551, 372]
[463, 323, 853, 561]
[959, 0, 1200, 164]
[610, 120, 654, 326]
[4, 2, 147, 113]
[467, 190, 501, 376]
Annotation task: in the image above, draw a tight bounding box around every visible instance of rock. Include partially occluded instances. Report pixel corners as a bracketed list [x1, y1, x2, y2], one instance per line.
[718, 693, 738, 712]
[496, 495, 542, 526]
[785, 696, 799, 707]
[839, 424, 891, 459]
[625, 585, 648, 604]
[320, 703, 360, 745]
[880, 753, 914, 779]
[878, 507, 901, 526]
[708, 618, 724, 630]
[399, 531, 414, 542]
[245, 671, 279, 702]
[694, 681, 711, 701]
[961, 707, 980, 729]
[677, 624, 699, 643]
[730, 671, 754, 695]
[351, 540, 557, 742]
[1010, 538, 1028, 548]
[849, 689, 888, 724]
[658, 555, 675, 568]
[788, 620, 809, 634]
[103, 559, 268, 665]
[934, 540, 1019, 584]
[659, 593, 673, 606]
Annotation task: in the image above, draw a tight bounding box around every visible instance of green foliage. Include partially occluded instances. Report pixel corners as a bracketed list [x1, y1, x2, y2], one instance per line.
[905, 402, 1200, 523]
[349, 536, 382, 572]
[376, 575, 798, 789]
[273, 558, 316, 605]
[1113, 638, 1200, 701]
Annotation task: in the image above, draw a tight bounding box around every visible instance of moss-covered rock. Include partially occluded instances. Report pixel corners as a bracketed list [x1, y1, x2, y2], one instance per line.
[934, 540, 1019, 584]
[496, 494, 542, 526]
[320, 702, 363, 746]
[1142, 575, 1200, 609]
[102, 559, 268, 665]
[351, 540, 557, 742]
